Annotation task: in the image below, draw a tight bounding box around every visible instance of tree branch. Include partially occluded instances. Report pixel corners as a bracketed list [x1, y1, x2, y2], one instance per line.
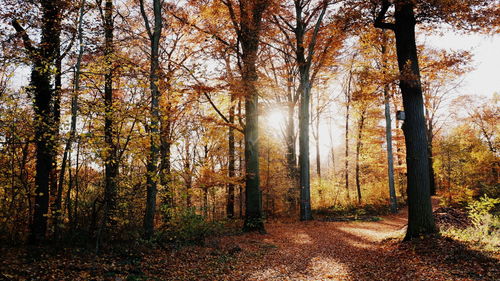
[139, 0, 153, 40]
[11, 19, 37, 58]
[374, 0, 395, 31]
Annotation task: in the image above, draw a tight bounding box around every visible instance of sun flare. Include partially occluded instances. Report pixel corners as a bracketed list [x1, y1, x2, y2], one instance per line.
[265, 109, 287, 132]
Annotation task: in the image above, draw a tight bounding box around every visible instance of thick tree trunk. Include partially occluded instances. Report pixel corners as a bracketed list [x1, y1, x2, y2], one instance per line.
[298, 72, 312, 220]
[16, 0, 61, 244]
[392, 2, 436, 239]
[143, 0, 163, 239]
[295, 4, 312, 221]
[240, 0, 268, 233]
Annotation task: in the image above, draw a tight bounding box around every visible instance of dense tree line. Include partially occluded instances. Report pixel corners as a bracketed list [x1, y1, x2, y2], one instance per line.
[0, 0, 498, 246]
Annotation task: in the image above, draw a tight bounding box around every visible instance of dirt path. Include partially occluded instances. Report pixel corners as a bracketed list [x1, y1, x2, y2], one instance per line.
[215, 198, 498, 281]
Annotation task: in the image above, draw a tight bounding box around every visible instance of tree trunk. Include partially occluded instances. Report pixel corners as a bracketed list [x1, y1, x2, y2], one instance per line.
[227, 93, 235, 218]
[13, 0, 61, 244]
[392, 2, 436, 239]
[285, 85, 297, 179]
[238, 132, 244, 218]
[381, 31, 398, 213]
[56, 0, 86, 238]
[344, 80, 351, 204]
[160, 118, 172, 214]
[355, 109, 366, 205]
[52, 34, 63, 238]
[315, 94, 321, 180]
[97, 0, 118, 251]
[143, 0, 163, 239]
[298, 71, 312, 220]
[241, 0, 268, 233]
[425, 106, 436, 196]
[184, 137, 192, 208]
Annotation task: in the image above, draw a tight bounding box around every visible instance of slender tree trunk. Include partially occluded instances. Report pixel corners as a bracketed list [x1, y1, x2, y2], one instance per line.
[355, 109, 366, 205]
[184, 138, 192, 208]
[227, 93, 235, 218]
[238, 130, 244, 218]
[381, 31, 398, 213]
[384, 90, 398, 213]
[143, 0, 163, 240]
[285, 86, 297, 179]
[315, 95, 321, 180]
[425, 105, 436, 196]
[73, 139, 80, 230]
[66, 152, 73, 225]
[97, 0, 117, 251]
[160, 118, 172, 214]
[52, 35, 63, 238]
[344, 85, 351, 204]
[56, 0, 86, 238]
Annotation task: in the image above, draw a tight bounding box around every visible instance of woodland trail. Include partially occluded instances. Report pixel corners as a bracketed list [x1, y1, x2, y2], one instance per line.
[215, 197, 498, 281]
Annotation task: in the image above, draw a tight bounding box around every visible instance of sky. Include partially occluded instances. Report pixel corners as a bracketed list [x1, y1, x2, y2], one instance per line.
[422, 31, 500, 97]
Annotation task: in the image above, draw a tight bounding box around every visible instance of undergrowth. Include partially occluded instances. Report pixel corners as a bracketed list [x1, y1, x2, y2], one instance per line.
[439, 195, 500, 254]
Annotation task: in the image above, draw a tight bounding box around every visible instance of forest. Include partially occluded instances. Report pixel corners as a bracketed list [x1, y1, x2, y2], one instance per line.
[0, 0, 499, 280]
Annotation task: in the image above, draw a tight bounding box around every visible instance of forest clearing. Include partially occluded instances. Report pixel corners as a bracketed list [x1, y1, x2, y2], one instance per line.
[0, 0, 499, 280]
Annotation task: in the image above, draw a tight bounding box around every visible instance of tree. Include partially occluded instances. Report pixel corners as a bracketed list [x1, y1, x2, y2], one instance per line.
[139, 0, 163, 239]
[236, 0, 270, 232]
[11, 0, 62, 244]
[374, 0, 436, 239]
[420, 48, 471, 196]
[95, 0, 119, 250]
[372, 0, 498, 239]
[272, 0, 343, 220]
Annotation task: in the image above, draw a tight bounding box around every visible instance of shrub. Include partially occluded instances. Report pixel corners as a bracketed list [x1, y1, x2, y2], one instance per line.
[440, 195, 500, 253]
[157, 208, 222, 246]
[467, 195, 500, 236]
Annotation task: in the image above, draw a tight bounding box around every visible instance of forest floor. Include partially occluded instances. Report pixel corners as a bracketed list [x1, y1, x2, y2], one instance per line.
[1, 198, 499, 281]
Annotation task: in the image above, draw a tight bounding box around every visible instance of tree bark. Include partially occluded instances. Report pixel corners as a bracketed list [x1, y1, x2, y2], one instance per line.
[425, 105, 436, 196]
[96, 0, 118, 251]
[295, 1, 326, 221]
[381, 31, 398, 213]
[355, 109, 366, 205]
[344, 71, 352, 204]
[12, 0, 61, 244]
[227, 93, 236, 218]
[375, 1, 436, 239]
[240, 0, 269, 233]
[142, 0, 163, 239]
